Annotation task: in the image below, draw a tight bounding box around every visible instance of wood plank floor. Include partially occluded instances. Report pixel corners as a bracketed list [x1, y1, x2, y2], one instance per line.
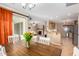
[5, 40, 62, 56]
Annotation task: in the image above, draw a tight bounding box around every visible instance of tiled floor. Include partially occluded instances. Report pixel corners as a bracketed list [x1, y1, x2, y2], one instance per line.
[61, 38, 73, 56]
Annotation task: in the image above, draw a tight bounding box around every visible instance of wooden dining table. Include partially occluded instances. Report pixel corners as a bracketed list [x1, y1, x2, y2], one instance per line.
[5, 40, 62, 56]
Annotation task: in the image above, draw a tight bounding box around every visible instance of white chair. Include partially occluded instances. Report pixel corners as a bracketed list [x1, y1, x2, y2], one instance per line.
[8, 34, 19, 44]
[8, 36, 14, 43]
[0, 45, 6, 56]
[20, 35, 25, 40]
[38, 36, 50, 45]
[73, 46, 79, 56]
[13, 35, 19, 43]
[32, 36, 38, 42]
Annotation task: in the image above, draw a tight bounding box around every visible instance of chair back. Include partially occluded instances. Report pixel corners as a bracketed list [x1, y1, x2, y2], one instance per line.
[0, 45, 6, 56]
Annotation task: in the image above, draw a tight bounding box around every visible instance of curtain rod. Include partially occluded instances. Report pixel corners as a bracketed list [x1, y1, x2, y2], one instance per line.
[12, 11, 29, 18]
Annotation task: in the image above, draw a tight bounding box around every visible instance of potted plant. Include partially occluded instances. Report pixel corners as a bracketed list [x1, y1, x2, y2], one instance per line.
[23, 32, 33, 48]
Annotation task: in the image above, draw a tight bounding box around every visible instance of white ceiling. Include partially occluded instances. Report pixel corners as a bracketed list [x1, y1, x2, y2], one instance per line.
[0, 3, 79, 23]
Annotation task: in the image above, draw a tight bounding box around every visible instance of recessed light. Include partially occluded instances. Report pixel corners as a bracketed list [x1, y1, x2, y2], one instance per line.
[64, 4, 66, 6]
[56, 16, 58, 18]
[21, 3, 26, 6]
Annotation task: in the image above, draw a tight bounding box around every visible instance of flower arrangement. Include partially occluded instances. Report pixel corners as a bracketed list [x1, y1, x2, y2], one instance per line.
[23, 32, 33, 48]
[23, 32, 33, 42]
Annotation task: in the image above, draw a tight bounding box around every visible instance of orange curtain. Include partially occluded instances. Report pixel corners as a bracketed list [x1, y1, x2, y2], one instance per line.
[0, 8, 12, 45]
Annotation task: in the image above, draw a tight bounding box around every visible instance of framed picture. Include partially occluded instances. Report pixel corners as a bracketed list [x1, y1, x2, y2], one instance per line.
[48, 21, 56, 29]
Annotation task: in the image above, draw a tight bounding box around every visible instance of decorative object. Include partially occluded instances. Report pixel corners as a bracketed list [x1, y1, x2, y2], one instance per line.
[23, 32, 33, 48]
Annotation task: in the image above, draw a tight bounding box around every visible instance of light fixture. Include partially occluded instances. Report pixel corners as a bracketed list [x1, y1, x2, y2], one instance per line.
[21, 3, 37, 10]
[56, 16, 58, 18]
[21, 3, 26, 6]
[64, 26, 69, 32]
[21, 3, 26, 9]
[28, 3, 36, 9]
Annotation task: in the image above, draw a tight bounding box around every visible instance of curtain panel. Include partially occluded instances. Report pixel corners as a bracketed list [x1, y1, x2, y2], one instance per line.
[0, 8, 12, 45]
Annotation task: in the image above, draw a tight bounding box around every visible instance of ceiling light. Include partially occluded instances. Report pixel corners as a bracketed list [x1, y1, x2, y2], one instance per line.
[64, 27, 69, 32]
[63, 3, 66, 7]
[56, 16, 58, 18]
[21, 3, 26, 6]
[21, 3, 37, 10]
[21, 3, 26, 8]
[28, 4, 35, 9]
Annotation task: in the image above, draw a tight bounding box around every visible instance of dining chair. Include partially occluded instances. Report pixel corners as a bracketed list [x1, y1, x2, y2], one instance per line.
[0, 45, 6, 56]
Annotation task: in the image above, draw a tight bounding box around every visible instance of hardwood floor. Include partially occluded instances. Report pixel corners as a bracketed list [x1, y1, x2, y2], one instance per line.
[5, 40, 62, 56]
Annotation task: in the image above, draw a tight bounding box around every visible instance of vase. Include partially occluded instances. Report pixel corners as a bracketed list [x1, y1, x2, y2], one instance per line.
[26, 41, 30, 48]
